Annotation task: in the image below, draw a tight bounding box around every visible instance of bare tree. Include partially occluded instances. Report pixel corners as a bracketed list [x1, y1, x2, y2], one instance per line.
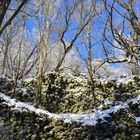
[33, 0, 59, 107]
[0, 13, 39, 98]
[0, 0, 28, 36]
[34, 25, 50, 107]
[0, 0, 11, 27]
[54, 0, 96, 72]
[103, 0, 140, 75]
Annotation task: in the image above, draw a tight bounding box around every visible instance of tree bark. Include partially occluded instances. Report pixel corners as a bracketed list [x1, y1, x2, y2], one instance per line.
[0, 0, 11, 27]
[0, 0, 28, 36]
[131, 56, 139, 75]
[54, 52, 66, 72]
[34, 39, 46, 107]
[1, 45, 9, 75]
[34, 22, 50, 107]
[131, 33, 139, 76]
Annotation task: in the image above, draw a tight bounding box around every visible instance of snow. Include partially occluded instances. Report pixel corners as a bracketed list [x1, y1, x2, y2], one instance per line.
[23, 78, 36, 83]
[127, 95, 140, 104]
[122, 92, 131, 95]
[1, 92, 139, 126]
[103, 99, 113, 106]
[0, 93, 15, 106]
[97, 99, 113, 110]
[135, 117, 140, 123]
[60, 72, 87, 83]
[115, 77, 135, 88]
[95, 75, 136, 87]
[66, 87, 87, 96]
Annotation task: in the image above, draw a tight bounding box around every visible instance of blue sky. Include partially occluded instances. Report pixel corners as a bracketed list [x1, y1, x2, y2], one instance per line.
[24, 0, 138, 70]
[25, 0, 105, 60]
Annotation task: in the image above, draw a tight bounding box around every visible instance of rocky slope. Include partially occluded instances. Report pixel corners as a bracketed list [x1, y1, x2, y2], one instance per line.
[0, 72, 140, 140]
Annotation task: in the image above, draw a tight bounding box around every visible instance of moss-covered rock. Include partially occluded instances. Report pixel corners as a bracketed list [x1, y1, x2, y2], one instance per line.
[1, 72, 140, 139]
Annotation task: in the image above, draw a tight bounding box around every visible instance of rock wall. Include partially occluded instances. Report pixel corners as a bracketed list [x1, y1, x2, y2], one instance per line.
[0, 73, 140, 139]
[0, 99, 140, 140]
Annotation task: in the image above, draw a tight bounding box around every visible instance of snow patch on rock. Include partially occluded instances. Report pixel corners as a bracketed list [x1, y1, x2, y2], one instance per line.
[1, 92, 140, 126]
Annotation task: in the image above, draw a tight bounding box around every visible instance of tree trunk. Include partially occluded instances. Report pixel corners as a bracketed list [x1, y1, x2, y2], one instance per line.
[35, 69, 43, 107]
[0, 0, 11, 27]
[1, 45, 9, 75]
[34, 44, 46, 107]
[87, 43, 93, 82]
[131, 33, 139, 76]
[0, 0, 28, 36]
[54, 52, 66, 72]
[131, 62, 139, 76]
[86, 22, 97, 109]
[87, 22, 93, 83]
[131, 56, 139, 76]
